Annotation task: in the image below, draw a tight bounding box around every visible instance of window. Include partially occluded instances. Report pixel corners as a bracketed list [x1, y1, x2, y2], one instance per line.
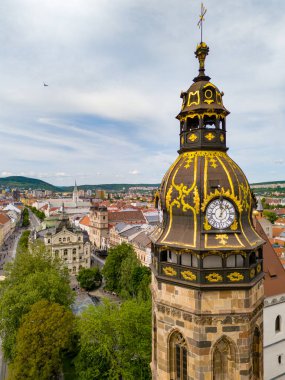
[252, 328, 261, 379]
[226, 254, 244, 267]
[73, 267, 76, 273]
[203, 255, 222, 268]
[181, 254, 198, 267]
[64, 249, 68, 256]
[276, 315, 281, 333]
[63, 237, 66, 242]
[54, 250, 59, 256]
[278, 355, 282, 365]
[78, 237, 81, 241]
[59, 238, 62, 242]
[167, 251, 178, 264]
[67, 237, 70, 242]
[72, 248, 76, 254]
[47, 239, 50, 244]
[169, 331, 187, 380]
[213, 336, 236, 379]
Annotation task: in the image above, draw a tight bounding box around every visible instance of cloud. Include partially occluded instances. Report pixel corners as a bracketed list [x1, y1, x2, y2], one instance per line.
[0, 1, 285, 184]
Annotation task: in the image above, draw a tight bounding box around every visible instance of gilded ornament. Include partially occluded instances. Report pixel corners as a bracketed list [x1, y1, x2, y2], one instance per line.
[181, 270, 197, 281]
[215, 234, 228, 245]
[193, 186, 200, 213]
[205, 132, 215, 141]
[165, 186, 173, 211]
[163, 267, 177, 277]
[203, 217, 212, 231]
[188, 133, 198, 142]
[230, 219, 238, 231]
[201, 187, 243, 213]
[227, 272, 244, 282]
[250, 268, 255, 279]
[187, 90, 200, 106]
[206, 273, 223, 282]
[220, 134, 224, 142]
[181, 136, 184, 144]
[209, 158, 218, 168]
[256, 263, 261, 273]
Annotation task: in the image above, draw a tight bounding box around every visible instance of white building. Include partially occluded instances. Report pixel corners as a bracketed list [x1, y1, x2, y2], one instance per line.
[256, 220, 285, 379]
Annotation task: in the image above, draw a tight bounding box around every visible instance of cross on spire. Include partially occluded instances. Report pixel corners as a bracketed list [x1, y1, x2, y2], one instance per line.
[197, 3, 207, 43]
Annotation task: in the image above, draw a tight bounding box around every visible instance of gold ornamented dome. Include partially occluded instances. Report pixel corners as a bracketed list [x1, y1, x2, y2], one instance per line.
[152, 41, 264, 287]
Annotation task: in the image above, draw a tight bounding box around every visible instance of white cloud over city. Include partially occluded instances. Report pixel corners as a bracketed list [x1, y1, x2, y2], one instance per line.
[0, 0, 284, 185]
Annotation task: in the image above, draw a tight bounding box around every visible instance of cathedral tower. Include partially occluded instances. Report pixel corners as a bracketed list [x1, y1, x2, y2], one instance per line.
[151, 25, 264, 380]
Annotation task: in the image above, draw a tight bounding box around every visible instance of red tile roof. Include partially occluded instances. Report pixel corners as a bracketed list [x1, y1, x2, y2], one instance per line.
[80, 215, 90, 227]
[108, 210, 145, 224]
[0, 213, 11, 225]
[256, 221, 285, 297]
[272, 226, 285, 237]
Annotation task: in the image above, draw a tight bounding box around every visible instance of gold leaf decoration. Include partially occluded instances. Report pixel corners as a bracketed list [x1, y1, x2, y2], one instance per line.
[256, 263, 261, 273]
[163, 266, 177, 277]
[205, 132, 215, 141]
[201, 187, 243, 213]
[188, 133, 198, 142]
[181, 270, 197, 281]
[206, 273, 223, 282]
[230, 219, 238, 231]
[250, 268, 255, 279]
[203, 217, 212, 231]
[227, 272, 244, 282]
[220, 134, 224, 142]
[215, 234, 228, 245]
[193, 186, 200, 213]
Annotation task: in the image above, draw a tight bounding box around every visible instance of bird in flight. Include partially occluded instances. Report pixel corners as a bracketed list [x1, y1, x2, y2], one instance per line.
[43, 82, 48, 87]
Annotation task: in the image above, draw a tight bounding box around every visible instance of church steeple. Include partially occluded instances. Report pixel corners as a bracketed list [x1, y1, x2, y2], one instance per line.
[73, 180, 79, 207]
[151, 5, 264, 379]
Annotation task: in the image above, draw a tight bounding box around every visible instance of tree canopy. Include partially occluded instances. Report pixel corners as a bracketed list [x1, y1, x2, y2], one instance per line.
[21, 208, 30, 227]
[77, 267, 102, 291]
[263, 210, 278, 224]
[0, 240, 74, 360]
[75, 299, 152, 380]
[9, 300, 75, 380]
[102, 243, 151, 300]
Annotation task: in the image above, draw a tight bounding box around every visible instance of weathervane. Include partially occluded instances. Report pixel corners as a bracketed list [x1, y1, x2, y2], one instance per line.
[197, 3, 207, 43]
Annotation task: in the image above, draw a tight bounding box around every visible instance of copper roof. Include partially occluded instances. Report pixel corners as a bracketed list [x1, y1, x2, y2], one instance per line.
[256, 220, 285, 297]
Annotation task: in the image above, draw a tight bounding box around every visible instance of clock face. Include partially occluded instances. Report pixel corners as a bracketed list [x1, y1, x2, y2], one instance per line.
[206, 199, 235, 229]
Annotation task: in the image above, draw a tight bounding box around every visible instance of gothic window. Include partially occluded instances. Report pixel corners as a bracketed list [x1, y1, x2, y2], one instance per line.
[213, 336, 236, 380]
[276, 315, 281, 333]
[169, 331, 187, 380]
[203, 255, 222, 268]
[226, 254, 244, 267]
[252, 327, 262, 379]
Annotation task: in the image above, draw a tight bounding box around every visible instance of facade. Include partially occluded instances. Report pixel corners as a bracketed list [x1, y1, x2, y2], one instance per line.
[151, 40, 264, 379]
[255, 220, 285, 379]
[41, 215, 91, 275]
[89, 204, 109, 249]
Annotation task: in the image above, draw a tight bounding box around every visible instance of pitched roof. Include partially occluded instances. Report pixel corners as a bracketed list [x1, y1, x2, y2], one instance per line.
[108, 210, 145, 224]
[79, 215, 90, 227]
[0, 213, 11, 225]
[256, 220, 285, 297]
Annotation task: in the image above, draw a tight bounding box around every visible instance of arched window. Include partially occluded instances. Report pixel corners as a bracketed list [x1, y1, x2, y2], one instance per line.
[213, 336, 236, 380]
[276, 315, 281, 333]
[169, 331, 187, 380]
[203, 255, 222, 268]
[252, 327, 262, 379]
[226, 254, 244, 267]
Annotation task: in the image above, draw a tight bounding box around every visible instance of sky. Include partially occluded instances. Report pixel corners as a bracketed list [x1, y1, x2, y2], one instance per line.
[0, 0, 285, 186]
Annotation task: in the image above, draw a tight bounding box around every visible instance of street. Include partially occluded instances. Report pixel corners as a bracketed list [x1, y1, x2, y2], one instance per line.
[28, 209, 41, 229]
[0, 228, 22, 277]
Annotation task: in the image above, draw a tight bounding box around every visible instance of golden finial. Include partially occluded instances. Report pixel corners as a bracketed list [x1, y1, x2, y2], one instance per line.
[197, 3, 207, 43]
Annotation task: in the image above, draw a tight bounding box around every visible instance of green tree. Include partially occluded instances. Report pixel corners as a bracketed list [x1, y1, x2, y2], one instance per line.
[263, 210, 278, 224]
[77, 267, 102, 291]
[102, 243, 135, 292]
[9, 300, 75, 380]
[75, 299, 151, 380]
[16, 230, 30, 254]
[0, 240, 74, 360]
[21, 208, 30, 227]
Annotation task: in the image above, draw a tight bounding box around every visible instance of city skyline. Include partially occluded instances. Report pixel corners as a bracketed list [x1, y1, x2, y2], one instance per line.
[0, 0, 285, 185]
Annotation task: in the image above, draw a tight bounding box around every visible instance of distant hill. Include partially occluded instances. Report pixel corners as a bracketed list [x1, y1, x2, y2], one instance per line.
[0, 176, 62, 191]
[0, 176, 159, 193]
